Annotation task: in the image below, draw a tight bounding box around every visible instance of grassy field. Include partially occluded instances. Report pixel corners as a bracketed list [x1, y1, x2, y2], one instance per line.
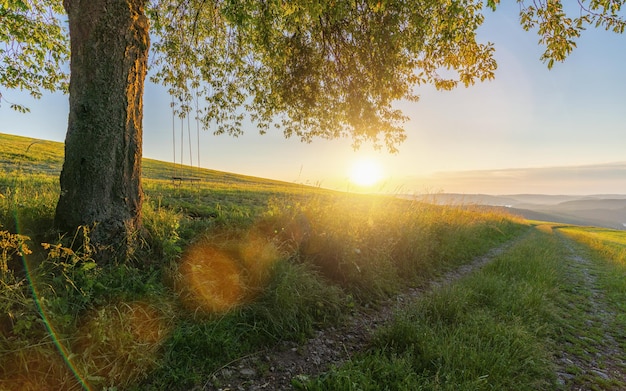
[1, 133, 624, 390]
[298, 224, 626, 390]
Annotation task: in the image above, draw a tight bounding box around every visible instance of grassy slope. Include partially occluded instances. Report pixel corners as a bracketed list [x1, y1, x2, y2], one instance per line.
[0, 132, 312, 189]
[2, 133, 624, 390]
[0, 131, 329, 232]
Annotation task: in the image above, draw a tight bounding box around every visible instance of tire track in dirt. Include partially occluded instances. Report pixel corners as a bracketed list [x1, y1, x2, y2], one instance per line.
[200, 231, 530, 391]
[554, 235, 626, 390]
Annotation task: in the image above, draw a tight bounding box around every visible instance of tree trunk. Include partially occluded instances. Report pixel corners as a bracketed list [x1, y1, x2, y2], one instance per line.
[56, 0, 149, 261]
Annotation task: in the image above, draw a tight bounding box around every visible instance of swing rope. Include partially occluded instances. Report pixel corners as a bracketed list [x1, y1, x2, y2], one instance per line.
[170, 61, 202, 183]
[170, 92, 201, 184]
[171, 95, 177, 180]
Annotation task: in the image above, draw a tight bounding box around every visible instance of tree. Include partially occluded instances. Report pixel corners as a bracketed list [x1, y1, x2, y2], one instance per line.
[2, 0, 624, 261]
[54, 0, 149, 259]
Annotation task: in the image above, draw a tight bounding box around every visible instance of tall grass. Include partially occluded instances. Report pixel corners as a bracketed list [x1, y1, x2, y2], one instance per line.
[262, 196, 525, 301]
[300, 230, 565, 390]
[142, 260, 347, 390]
[0, 137, 527, 390]
[300, 225, 626, 391]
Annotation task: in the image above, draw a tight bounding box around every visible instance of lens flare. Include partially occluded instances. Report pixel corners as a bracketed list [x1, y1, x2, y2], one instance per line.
[7, 213, 172, 390]
[0, 349, 81, 391]
[239, 232, 280, 293]
[177, 232, 281, 314]
[179, 242, 245, 313]
[11, 212, 91, 391]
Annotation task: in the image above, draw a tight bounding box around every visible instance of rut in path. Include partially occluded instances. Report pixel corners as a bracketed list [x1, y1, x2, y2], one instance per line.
[554, 235, 626, 390]
[202, 232, 529, 391]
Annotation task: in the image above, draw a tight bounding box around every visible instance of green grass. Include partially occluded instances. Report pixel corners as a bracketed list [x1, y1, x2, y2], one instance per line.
[557, 226, 626, 359]
[300, 230, 564, 390]
[140, 260, 348, 390]
[301, 226, 626, 390]
[4, 132, 625, 390]
[0, 132, 320, 192]
[0, 132, 558, 390]
[0, 133, 64, 177]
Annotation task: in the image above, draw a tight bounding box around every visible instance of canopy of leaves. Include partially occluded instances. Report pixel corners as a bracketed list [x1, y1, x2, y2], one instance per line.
[149, 0, 624, 152]
[488, 0, 626, 69]
[0, 1, 623, 150]
[149, 0, 497, 152]
[0, 0, 69, 112]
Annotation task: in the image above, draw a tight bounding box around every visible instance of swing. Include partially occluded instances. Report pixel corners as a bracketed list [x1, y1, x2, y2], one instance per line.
[170, 93, 201, 184]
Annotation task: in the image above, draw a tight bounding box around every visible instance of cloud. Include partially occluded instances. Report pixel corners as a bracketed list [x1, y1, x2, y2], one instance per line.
[395, 162, 626, 195]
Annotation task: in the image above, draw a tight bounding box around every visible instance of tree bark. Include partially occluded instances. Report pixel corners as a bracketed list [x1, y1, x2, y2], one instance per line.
[56, 0, 149, 261]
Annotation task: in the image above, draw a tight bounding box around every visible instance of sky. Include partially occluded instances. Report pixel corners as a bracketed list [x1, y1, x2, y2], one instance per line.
[1, 3, 626, 195]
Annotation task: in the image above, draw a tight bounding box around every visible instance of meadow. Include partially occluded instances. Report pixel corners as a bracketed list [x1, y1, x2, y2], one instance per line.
[1, 133, 625, 390]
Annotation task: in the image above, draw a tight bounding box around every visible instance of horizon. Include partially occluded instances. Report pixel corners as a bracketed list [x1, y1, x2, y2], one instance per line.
[1, 2, 625, 195]
[2, 131, 625, 198]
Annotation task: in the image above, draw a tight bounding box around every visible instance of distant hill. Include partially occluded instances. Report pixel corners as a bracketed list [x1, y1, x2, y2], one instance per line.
[406, 193, 626, 230]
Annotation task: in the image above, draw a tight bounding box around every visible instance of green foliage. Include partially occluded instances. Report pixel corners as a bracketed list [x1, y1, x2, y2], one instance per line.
[0, 135, 61, 235]
[0, 173, 58, 236]
[37, 227, 100, 333]
[488, 0, 626, 68]
[0, 0, 69, 110]
[71, 298, 176, 390]
[142, 197, 184, 261]
[559, 226, 626, 265]
[0, 232, 85, 390]
[149, 0, 498, 152]
[0, 226, 179, 390]
[293, 351, 420, 391]
[1, 0, 624, 143]
[0, 258, 42, 344]
[262, 196, 402, 299]
[148, 0, 625, 151]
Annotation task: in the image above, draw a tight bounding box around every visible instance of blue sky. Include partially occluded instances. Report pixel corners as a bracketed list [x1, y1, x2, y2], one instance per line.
[2, 3, 625, 195]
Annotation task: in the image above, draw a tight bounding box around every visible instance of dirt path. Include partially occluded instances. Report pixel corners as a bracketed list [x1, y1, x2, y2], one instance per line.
[554, 236, 626, 390]
[199, 234, 527, 391]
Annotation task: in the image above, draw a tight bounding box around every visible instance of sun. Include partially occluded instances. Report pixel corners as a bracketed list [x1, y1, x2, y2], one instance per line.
[349, 158, 384, 187]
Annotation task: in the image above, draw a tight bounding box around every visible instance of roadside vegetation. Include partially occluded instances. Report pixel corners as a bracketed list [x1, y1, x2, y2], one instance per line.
[300, 224, 626, 390]
[1, 133, 625, 390]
